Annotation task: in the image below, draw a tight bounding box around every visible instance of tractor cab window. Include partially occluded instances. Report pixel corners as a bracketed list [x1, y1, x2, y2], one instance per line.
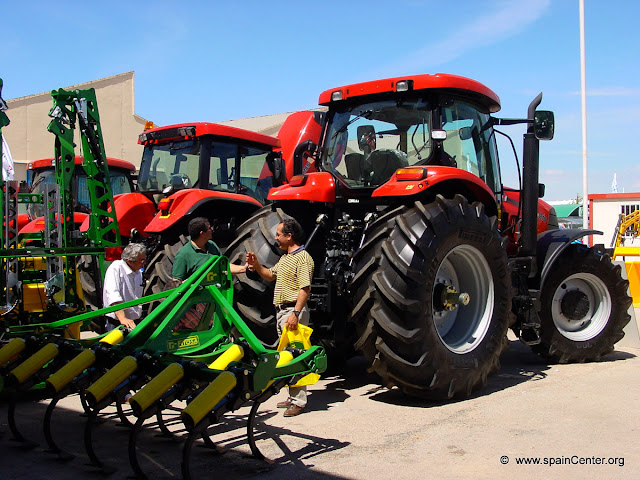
[28, 167, 133, 218]
[440, 102, 501, 193]
[208, 142, 272, 204]
[322, 99, 433, 187]
[138, 139, 200, 192]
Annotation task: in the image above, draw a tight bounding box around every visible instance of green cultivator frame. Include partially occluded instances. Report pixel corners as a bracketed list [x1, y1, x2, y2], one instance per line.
[0, 255, 327, 478]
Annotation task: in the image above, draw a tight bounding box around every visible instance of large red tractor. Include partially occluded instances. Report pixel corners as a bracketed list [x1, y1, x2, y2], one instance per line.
[134, 118, 322, 297]
[225, 73, 631, 399]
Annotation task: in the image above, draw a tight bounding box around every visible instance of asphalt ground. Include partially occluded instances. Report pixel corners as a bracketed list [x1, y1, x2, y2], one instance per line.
[1, 330, 638, 480]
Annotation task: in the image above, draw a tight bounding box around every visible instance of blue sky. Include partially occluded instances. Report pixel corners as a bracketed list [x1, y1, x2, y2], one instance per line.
[2, 0, 639, 201]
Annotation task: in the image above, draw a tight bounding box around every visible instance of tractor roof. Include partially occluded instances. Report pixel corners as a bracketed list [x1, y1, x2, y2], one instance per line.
[29, 156, 136, 171]
[319, 73, 501, 113]
[138, 122, 281, 148]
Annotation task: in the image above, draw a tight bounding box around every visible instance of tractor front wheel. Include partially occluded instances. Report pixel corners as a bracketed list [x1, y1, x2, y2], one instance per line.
[533, 244, 631, 362]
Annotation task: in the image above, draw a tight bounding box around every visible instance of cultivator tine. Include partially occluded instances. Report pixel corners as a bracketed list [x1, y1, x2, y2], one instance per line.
[42, 394, 74, 460]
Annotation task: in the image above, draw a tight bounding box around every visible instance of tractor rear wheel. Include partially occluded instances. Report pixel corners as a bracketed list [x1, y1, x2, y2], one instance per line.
[224, 207, 287, 348]
[349, 195, 512, 400]
[533, 244, 631, 362]
[78, 254, 101, 311]
[143, 235, 189, 299]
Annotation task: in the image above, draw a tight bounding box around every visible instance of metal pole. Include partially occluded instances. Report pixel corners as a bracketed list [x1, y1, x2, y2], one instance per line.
[579, 0, 589, 242]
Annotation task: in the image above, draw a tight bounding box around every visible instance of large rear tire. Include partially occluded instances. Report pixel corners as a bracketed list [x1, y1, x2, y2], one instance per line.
[349, 195, 512, 400]
[143, 235, 189, 298]
[533, 244, 631, 363]
[224, 207, 287, 347]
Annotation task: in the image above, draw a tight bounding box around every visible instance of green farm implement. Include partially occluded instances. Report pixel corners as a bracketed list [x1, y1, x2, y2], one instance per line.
[0, 255, 326, 478]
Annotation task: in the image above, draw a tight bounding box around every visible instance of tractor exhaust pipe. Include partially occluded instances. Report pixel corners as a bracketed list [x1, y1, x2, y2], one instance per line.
[520, 93, 543, 261]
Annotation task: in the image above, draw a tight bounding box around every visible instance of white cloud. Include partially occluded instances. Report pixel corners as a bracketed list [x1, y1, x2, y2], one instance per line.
[370, 0, 551, 75]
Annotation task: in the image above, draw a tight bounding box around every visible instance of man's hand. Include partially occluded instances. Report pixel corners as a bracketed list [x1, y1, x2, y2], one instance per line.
[120, 317, 136, 331]
[285, 313, 299, 331]
[246, 252, 258, 268]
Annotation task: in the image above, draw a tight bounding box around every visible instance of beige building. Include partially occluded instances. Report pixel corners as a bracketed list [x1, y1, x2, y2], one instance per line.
[2, 71, 302, 182]
[3, 72, 148, 181]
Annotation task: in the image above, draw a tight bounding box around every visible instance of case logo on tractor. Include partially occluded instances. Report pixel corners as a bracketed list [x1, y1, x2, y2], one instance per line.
[168, 335, 200, 352]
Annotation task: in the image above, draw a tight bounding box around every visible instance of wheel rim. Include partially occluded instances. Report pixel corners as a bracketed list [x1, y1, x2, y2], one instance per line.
[550, 273, 611, 341]
[433, 245, 494, 354]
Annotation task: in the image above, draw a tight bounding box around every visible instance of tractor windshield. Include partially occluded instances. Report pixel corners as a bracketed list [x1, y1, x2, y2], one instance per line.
[322, 99, 433, 187]
[137, 138, 273, 204]
[321, 97, 501, 193]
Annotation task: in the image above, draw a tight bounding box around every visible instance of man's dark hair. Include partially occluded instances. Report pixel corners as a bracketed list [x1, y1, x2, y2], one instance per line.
[280, 218, 305, 245]
[188, 217, 210, 240]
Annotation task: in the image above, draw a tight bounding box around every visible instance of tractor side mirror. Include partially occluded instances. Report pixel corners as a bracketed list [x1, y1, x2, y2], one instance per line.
[266, 151, 287, 187]
[539, 183, 546, 198]
[534, 111, 554, 140]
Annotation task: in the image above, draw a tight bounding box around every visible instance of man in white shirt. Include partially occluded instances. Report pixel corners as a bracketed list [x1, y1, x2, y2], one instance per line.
[102, 243, 147, 331]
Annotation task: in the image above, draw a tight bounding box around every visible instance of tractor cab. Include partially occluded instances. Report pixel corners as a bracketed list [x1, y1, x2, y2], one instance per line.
[27, 156, 136, 219]
[318, 78, 502, 196]
[137, 123, 281, 206]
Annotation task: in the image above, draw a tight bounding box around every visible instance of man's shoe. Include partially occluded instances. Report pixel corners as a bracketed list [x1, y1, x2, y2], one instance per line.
[276, 399, 292, 409]
[283, 404, 304, 417]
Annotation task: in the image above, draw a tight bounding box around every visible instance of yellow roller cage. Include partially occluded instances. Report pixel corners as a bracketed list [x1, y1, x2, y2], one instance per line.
[181, 371, 237, 429]
[0, 338, 26, 368]
[9, 343, 59, 385]
[85, 356, 137, 405]
[46, 349, 97, 393]
[130, 363, 184, 415]
[208, 344, 244, 370]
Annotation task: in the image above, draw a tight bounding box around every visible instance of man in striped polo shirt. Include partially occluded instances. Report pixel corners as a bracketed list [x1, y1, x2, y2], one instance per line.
[246, 217, 314, 417]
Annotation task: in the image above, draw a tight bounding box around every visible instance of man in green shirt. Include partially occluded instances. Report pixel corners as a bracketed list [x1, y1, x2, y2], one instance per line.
[171, 217, 246, 330]
[172, 217, 245, 281]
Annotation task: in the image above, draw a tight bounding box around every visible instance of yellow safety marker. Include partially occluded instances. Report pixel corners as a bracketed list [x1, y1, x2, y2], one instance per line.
[208, 344, 244, 370]
[181, 371, 237, 429]
[46, 350, 97, 393]
[0, 338, 26, 368]
[129, 363, 184, 416]
[9, 343, 59, 385]
[85, 356, 137, 406]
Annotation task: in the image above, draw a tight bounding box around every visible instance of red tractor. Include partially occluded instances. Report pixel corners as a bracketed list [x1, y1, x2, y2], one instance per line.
[134, 118, 322, 297]
[19, 156, 138, 236]
[225, 73, 631, 399]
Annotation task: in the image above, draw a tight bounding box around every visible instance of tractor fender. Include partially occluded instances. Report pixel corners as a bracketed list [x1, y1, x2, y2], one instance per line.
[372, 166, 497, 214]
[267, 172, 336, 203]
[112, 193, 157, 238]
[19, 212, 89, 234]
[536, 228, 601, 288]
[144, 189, 263, 234]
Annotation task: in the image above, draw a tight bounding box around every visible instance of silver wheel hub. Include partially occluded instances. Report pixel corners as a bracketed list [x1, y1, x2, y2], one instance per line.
[433, 245, 494, 354]
[550, 273, 611, 341]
